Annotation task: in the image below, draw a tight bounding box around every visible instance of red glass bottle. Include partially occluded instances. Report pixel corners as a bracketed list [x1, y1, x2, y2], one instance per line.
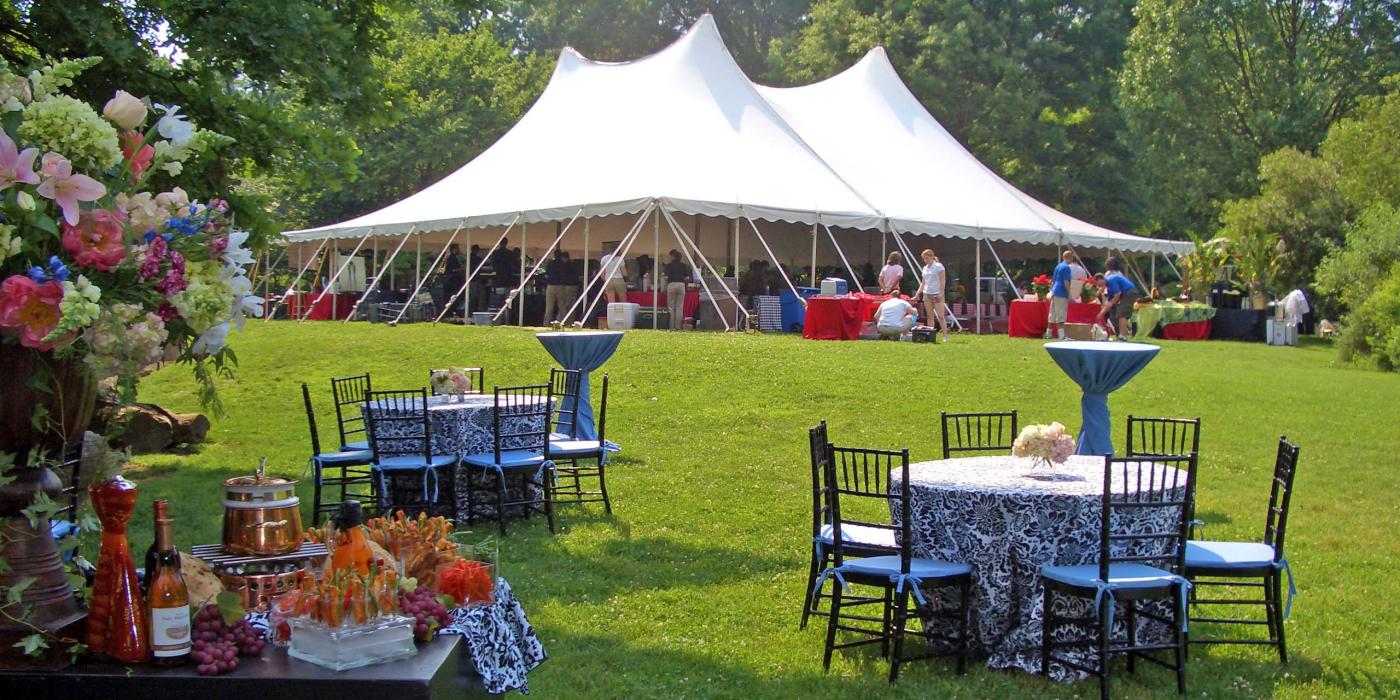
[85, 476, 150, 663]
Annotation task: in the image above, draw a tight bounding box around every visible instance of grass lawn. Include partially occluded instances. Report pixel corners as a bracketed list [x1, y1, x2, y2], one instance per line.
[127, 322, 1400, 698]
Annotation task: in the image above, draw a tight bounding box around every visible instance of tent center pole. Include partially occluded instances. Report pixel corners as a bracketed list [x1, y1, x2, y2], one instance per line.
[653, 208, 660, 329]
[975, 238, 983, 334]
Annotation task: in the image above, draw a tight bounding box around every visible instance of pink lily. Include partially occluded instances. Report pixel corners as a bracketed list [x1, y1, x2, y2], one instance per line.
[0, 130, 39, 191]
[35, 153, 106, 226]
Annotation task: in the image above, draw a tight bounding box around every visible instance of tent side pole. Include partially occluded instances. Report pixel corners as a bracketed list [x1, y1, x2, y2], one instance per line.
[492, 209, 584, 323]
[582, 218, 590, 309]
[659, 208, 731, 331]
[259, 247, 287, 309]
[746, 216, 806, 306]
[653, 208, 660, 329]
[732, 218, 739, 280]
[464, 227, 472, 317]
[880, 230, 887, 276]
[1151, 254, 1157, 292]
[662, 208, 743, 328]
[265, 239, 325, 321]
[1164, 253, 1183, 279]
[567, 205, 653, 326]
[822, 224, 862, 293]
[519, 223, 527, 326]
[302, 231, 371, 322]
[432, 215, 520, 325]
[810, 222, 818, 287]
[975, 239, 983, 334]
[346, 226, 423, 323]
[582, 207, 648, 325]
[888, 227, 922, 292]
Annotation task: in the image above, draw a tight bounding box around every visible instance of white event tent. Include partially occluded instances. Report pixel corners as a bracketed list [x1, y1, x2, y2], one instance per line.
[278, 14, 1190, 329]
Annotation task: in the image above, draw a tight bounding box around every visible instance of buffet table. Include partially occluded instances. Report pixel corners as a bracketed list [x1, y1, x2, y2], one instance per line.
[891, 455, 1185, 681]
[801, 293, 887, 340]
[1007, 299, 1100, 338]
[286, 293, 360, 321]
[626, 290, 699, 320]
[1131, 301, 1215, 341]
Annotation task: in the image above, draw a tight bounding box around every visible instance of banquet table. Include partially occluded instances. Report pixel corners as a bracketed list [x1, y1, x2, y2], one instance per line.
[1131, 301, 1216, 341]
[365, 394, 550, 521]
[801, 293, 888, 340]
[287, 292, 360, 320]
[891, 455, 1186, 681]
[1044, 341, 1160, 456]
[1007, 299, 1101, 338]
[535, 330, 622, 444]
[626, 289, 700, 320]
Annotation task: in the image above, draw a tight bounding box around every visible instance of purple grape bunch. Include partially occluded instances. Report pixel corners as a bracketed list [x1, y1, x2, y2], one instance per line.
[398, 587, 451, 641]
[189, 604, 266, 675]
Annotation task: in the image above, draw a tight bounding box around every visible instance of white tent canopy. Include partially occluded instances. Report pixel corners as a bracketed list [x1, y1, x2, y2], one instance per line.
[286, 15, 1189, 258]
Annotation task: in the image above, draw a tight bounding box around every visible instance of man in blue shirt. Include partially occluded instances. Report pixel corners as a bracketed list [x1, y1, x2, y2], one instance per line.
[1101, 257, 1139, 340]
[1046, 250, 1074, 339]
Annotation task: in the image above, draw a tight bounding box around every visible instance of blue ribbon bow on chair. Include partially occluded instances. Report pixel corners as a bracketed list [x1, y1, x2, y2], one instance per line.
[1090, 575, 1194, 635]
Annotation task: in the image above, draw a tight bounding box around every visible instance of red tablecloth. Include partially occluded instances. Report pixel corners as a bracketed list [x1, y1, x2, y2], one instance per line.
[627, 290, 699, 320]
[286, 292, 359, 320]
[1008, 299, 1100, 338]
[802, 293, 889, 340]
[1161, 319, 1211, 340]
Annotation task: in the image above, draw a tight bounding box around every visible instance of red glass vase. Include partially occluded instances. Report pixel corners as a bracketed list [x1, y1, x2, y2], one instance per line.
[85, 476, 149, 663]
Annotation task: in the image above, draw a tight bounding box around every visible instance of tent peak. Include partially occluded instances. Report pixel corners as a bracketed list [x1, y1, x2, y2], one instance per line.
[561, 13, 721, 68]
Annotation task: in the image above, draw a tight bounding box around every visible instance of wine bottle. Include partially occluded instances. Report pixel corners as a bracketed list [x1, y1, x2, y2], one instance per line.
[142, 499, 170, 595]
[146, 506, 191, 665]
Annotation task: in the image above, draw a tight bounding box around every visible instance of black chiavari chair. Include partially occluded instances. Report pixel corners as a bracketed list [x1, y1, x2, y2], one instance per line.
[940, 410, 1018, 459]
[331, 373, 372, 450]
[364, 388, 458, 518]
[303, 383, 375, 523]
[461, 383, 556, 535]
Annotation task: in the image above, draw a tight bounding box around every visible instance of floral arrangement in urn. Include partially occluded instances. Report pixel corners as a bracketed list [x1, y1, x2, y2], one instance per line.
[1012, 422, 1076, 470]
[1078, 279, 1099, 303]
[1030, 274, 1053, 301]
[0, 57, 259, 409]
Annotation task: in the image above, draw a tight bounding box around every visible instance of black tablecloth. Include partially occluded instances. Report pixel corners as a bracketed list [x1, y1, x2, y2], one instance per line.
[1210, 308, 1267, 342]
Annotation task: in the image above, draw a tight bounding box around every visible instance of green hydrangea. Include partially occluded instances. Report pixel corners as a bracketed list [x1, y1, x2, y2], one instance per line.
[19, 94, 121, 173]
[43, 275, 103, 343]
[171, 260, 235, 334]
[0, 224, 20, 264]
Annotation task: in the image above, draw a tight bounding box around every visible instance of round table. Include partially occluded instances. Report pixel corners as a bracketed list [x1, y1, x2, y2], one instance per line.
[891, 454, 1185, 681]
[1044, 340, 1160, 456]
[365, 394, 550, 520]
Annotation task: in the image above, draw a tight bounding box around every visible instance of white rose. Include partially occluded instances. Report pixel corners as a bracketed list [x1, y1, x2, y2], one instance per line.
[102, 90, 147, 130]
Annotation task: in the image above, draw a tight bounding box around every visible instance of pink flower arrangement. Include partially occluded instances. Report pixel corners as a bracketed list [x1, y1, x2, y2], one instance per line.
[1012, 422, 1076, 469]
[0, 274, 65, 350]
[61, 208, 127, 271]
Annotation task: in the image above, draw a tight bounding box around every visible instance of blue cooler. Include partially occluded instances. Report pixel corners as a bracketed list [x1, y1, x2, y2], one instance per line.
[820, 278, 849, 295]
[779, 286, 821, 332]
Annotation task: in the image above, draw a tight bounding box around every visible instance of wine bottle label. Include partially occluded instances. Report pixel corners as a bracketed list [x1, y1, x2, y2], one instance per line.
[151, 605, 192, 656]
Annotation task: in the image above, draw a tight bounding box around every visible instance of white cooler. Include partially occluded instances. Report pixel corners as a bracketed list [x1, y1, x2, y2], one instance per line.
[607, 302, 640, 330]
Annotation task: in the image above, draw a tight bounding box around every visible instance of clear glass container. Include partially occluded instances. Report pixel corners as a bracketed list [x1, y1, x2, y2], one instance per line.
[287, 615, 417, 671]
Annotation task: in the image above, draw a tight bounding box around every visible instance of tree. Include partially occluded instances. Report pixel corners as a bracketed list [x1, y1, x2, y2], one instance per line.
[0, 0, 396, 243]
[768, 0, 1144, 232]
[1119, 0, 1400, 237]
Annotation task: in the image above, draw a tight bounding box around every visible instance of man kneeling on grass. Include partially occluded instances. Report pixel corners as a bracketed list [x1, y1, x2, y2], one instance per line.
[876, 293, 917, 340]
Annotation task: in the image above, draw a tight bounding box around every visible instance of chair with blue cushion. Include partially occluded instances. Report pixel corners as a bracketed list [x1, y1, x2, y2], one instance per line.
[364, 388, 459, 518]
[818, 444, 972, 682]
[547, 367, 582, 441]
[940, 410, 1018, 459]
[1039, 453, 1197, 700]
[547, 372, 612, 513]
[427, 367, 485, 395]
[461, 383, 557, 535]
[800, 421, 897, 630]
[331, 373, 372, 451]
[302, 383, 375, 524]
[1185, 437, 1299, 663]
[1126, 416, 1201, 458]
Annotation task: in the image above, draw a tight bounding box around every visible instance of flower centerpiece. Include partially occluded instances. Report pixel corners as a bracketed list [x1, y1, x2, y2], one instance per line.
[1031, 274, 1052, 301]
[0, 56, 259, 660]
[1012, 422, 1076, 472]
[429, 368, 474, 400]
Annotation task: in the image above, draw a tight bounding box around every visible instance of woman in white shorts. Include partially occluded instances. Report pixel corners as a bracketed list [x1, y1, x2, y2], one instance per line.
[916, 249, 949, 342]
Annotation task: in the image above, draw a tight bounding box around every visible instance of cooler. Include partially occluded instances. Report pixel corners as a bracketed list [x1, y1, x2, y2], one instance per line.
[607, 302, 640, 330]
[820, 278, 848, 296]
[635, 307, 670, 328]
[778, 286, 820, 332]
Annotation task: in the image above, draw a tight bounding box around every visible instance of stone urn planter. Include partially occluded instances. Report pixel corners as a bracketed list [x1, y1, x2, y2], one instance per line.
[0, 344, 96, 666]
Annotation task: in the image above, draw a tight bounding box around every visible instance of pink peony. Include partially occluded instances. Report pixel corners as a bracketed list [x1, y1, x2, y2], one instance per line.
[0, 274, 67, 350]
[61, 208, 127, 271]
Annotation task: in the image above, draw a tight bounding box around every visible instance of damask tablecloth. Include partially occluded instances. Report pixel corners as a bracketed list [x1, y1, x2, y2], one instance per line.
[890, 455, 1185, 681]
[246, 578, 546, 694]
[365, 394, 549, 521]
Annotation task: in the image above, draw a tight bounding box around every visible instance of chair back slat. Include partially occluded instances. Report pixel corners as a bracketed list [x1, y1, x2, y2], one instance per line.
[1125, 415, 1201, 457]
[1100, 454, 1198, 582]
[492, 384, 551, 463]
[825, 445, 910, 573]
[808, 421, 830, 539]
[595, 373, 610, 444]
[50, 440, 84, 524]
[1264, 437, 1301, 560]
[331, 373, 372, 448]
[940, 410, 1017, 458]
[428, 367, 485, 396]
[549, 368, 583, 439]
[364, 388, 432, 463]
[302, 382, 324, 456]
